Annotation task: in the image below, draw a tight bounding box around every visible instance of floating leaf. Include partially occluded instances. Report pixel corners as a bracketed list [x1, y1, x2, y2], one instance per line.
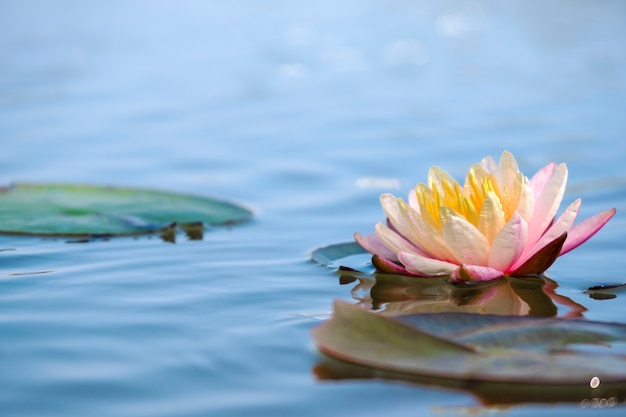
[310, 241, 372, 271]
[585, 283, 626, 300]
[0, 183, 252, 238]
[312, 301, 626, 385]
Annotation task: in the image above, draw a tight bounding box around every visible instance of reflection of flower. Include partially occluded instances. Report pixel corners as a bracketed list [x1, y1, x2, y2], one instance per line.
[344, 273, 586, 317]
[355, 151, 615, 282]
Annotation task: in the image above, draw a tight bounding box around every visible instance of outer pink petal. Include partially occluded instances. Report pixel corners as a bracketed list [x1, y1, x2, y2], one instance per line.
[528, 162, 557, 198]
[525, 163, 568, 249]
[450, 265, 505, 283]
[536, 198, 581, 247]
[560, 207, 616, 255]
[512, 198, 580, 271]
[354, 232, 399, 262]
[488, 212, 527, 272]
[372, 255, 425, 277]
[510, 232, 567, 276]
[380, 194, 430, 254]
[374, 222, 428, 257]
[380, 193, 411, 234]
[397, 251, 457, 276]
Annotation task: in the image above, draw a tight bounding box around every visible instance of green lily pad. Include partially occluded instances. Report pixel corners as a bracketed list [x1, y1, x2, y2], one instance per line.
[0, 183, 252, 238]
[585, 283, 626, 300]
[311, 242, 368, 266]
[312, 301, 626, 385]
[310, 241, 373, 272]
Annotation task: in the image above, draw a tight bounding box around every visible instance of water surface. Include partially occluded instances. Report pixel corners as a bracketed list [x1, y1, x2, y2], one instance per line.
[2, 1, 626, 415]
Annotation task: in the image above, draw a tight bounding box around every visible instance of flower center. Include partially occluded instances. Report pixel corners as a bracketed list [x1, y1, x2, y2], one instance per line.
[414, 165, 522, 231]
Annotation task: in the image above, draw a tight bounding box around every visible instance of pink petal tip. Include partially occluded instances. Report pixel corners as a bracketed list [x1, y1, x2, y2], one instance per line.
[560, 207, 616, 256]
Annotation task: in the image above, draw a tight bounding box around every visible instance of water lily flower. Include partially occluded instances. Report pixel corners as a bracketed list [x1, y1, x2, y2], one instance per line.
[355, 151, 616, 282]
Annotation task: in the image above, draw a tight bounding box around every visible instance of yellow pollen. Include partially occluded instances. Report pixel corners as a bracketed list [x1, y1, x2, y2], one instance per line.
[414, 169, 520, 230]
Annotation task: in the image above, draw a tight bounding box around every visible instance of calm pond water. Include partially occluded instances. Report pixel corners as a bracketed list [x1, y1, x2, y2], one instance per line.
[2, 1, 626, 415]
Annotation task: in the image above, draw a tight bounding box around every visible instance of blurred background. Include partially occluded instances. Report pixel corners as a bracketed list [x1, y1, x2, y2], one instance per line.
[2, 1, 626, 416]
[3, 1, 625, 191]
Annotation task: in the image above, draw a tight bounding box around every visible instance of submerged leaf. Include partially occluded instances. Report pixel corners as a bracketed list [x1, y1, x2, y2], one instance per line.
[0, 183, 252, 238]
[313, 301, 626, 384]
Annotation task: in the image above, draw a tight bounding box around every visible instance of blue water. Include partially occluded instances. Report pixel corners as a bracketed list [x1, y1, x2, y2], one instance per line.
[2, 1, 626, 415]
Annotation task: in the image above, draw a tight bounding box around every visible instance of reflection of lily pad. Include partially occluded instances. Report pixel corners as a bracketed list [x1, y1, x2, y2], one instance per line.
[0, 183, 253, 238]
[313, 301, 626, 385]
[314, 356, 626, 406]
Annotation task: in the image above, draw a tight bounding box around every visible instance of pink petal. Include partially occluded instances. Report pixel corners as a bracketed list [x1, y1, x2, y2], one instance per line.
[510, 232, 567, 276]
[354, 232, 399, 262]
[488, 212, 528, 272]
[450, 265, 504, 283]
[525, 163, 568, 249]
[407, 187, 420, 212]
[397, 251, 457, 276]
[401, 201, 457, 262]
[480, 154, 498, 173]
[513, 198, 580, 269]
[380, 194, 411, 234]
[374, 222, 428, 257]
[516, 180, 535, 224]
[477, 191, 505, 244]
[560, 207, 616, 255]
[494, 150, 519, 192]
[528, 162, 557, 198]
[440, 208, 490, 265]
[380, 194, 430, 255]
[372, 255, 425, 277]
[536, 198, 581, 247]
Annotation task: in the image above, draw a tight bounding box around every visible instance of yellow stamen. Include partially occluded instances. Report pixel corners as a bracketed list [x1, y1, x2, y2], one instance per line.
[415, 185, 441, 229]
[412, 163, 523, 239]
